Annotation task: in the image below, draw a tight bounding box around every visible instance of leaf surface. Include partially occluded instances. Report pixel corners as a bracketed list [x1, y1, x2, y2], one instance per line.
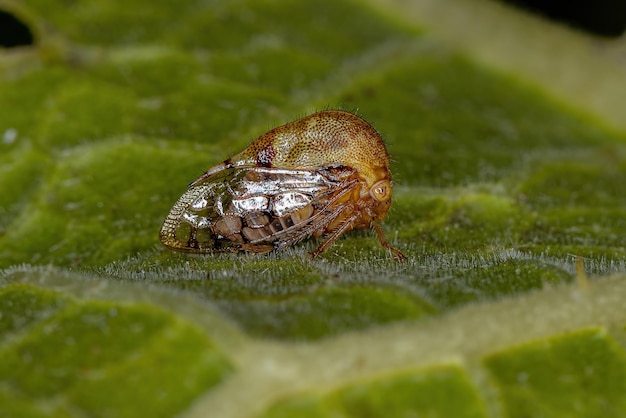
[1, 0, 625, 416]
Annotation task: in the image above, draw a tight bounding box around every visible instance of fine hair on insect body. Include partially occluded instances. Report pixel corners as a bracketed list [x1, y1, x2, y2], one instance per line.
[160, 110, 406, 261]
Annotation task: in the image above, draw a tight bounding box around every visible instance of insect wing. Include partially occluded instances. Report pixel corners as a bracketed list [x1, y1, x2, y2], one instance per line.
[160, 169, 231, 251]
[160, 166, 355, 252]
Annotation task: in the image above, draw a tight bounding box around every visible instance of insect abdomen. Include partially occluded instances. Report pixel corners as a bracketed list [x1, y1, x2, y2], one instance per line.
[189, 203, 316, 252]
[226, 204, 315, 244]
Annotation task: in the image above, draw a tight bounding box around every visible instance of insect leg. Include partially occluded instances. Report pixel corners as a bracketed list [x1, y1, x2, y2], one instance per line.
[309, 212, 359, 259]
[270, 179, 361, 248]
[371, 220, 407, 262]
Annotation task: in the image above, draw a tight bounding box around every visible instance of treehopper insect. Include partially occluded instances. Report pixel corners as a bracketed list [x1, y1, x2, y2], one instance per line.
[160, 110, 405, 260]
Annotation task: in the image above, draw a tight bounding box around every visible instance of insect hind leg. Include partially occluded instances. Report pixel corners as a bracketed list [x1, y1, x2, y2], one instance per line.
[272, 179, 360, 250]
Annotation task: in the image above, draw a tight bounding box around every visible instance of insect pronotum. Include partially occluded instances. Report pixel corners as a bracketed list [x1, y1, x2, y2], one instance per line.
[160, 110, 406, 260]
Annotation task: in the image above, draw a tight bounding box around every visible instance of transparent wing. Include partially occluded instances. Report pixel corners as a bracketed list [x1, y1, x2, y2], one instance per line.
[160, 165, 359, 252]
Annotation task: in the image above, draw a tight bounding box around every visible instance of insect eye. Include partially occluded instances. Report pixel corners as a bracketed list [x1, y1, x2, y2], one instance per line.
[370, 180, 391, 202]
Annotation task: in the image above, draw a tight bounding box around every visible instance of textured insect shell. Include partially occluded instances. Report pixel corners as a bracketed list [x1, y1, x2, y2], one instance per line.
[206, 110, 391, 188]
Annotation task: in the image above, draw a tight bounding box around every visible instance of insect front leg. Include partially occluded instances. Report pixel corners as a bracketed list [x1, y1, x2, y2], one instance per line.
[371, 220, 407, 262]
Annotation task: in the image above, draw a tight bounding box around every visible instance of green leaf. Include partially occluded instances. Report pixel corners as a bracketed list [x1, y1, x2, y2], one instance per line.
[1, 0, 626, 415]
[259, 367, 488, 418]
[485, 329, 626, 418]
[0, 281, 233, 417]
